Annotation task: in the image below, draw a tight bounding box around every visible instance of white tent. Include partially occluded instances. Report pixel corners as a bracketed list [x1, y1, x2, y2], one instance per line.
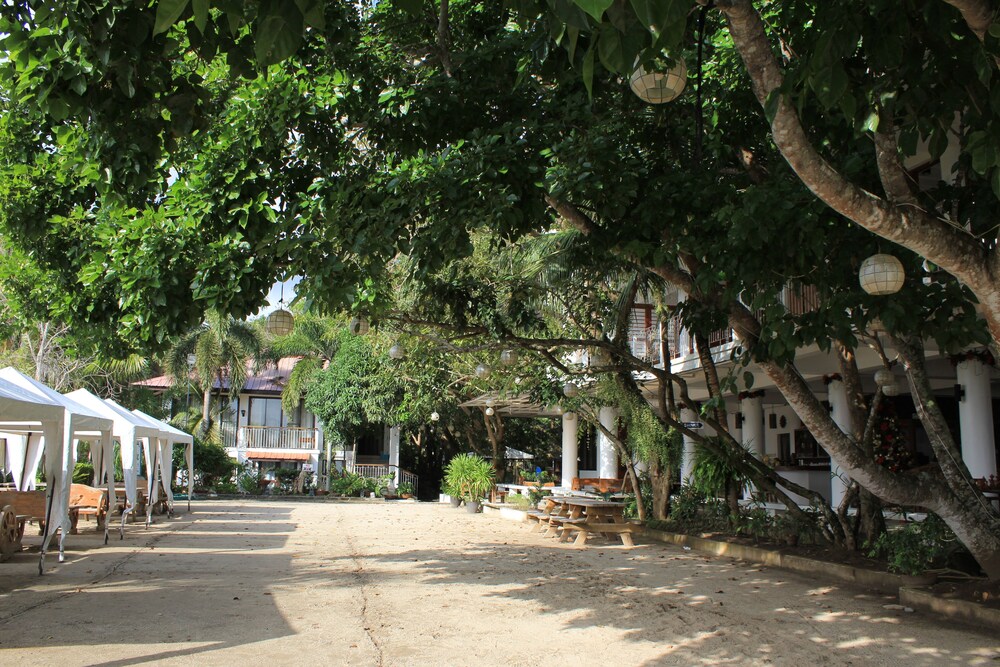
[0, 377, 65, 491]
[130, 409, 194, 524]
[0, 368, 113, 572]
[65, 390, 164, 538]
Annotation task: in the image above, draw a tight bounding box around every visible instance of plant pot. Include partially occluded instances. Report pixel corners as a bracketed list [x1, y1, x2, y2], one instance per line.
[465, 500, 481, 514]
[899, 572, 938, 587]
[401, 494, 413, 499]
[449, 496, 462, 508]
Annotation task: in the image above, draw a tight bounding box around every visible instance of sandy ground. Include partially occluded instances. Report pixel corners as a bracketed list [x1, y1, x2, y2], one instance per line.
[0, 500, 998, 667]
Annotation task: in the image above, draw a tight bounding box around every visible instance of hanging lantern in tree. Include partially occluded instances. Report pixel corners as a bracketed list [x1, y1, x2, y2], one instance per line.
[266, 308, 295, 336]
[859, 254, 905, 295]
[349, 316, 370, 336]
[485, 406, 495, 416]
[475, 363, 492, 380]
[500, 349, 519, 366]
[874, 368, 895, 388]
[881, 379, 901, 397]
[430, 411, 440, 422]
[388, 344, 405, 360]
[563, 382, 579, 398]
[630, 56, 687, 104]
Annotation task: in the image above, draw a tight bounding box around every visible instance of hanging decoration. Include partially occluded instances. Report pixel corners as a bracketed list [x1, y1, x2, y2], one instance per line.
[874, 367, 895, 389]
[349, 316, 370, 336]
[388, 344, 405, 360]
[629, 56, 687, 104]
[500, 349, 519, 366]
[430, 411, 440, 422]
[872, 401, 913, 473]
[475, 363, 492, 380]
[859, 254, 905, 295]
[485, 407, 495, 416]
[266, 281, 295, 336]
[562, 382, 579, 398]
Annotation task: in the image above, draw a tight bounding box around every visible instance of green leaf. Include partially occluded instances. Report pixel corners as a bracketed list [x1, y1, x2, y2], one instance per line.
[990, 168, 1000, 201]
[861, 110, 879, 133]
[582, 42, 596, 101]
[597, 24, 627, 74]
[154, 0, 190, 35]
[255, 1, 304, 67]
[743, 371, 754, 390]
[573, 0, 614, 23]
[192, 0, 209, 32]
[295, 0, 326, 29]
[392, 0, 423, 18]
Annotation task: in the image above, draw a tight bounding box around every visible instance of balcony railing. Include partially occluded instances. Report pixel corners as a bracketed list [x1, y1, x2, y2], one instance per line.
[221, 424, 320, 450]
[351, 463, 419, 494]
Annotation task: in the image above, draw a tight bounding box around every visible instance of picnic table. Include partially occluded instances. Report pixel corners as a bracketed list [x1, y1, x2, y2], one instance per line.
[530, 496, 635, 547]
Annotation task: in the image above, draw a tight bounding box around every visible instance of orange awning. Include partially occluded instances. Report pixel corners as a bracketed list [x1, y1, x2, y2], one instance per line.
[245, 452, 311, 462]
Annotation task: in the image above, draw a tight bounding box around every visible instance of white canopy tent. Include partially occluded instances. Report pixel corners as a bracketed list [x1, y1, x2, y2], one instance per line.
[0, 377, 65, 490]
[0, 368, 113, 572]
[131, 409, 194, 523]
[65, 390, 164, 538]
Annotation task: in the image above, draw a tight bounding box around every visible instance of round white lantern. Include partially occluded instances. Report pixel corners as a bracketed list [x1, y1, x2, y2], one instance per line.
[475, 363, 492, 380]
[874, 368, 895, 388]
[562, 382, 579, 398]
[349, 316, 370, 336]
[500, 349, 519, 366]
[881, 380, 901, 397]
[430, 411, 440, 422]
[485, 406, 495, 416]
[565, 411, 576, 421]
[630, 56, 687, 104]
[388, 344, 404, 360]
[859, 254, 905, 295]
[266, 308, 295, 336]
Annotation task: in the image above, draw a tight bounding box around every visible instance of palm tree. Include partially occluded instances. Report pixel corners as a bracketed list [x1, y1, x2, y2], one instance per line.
[264, 313, 340, 419]
[165, 311, 265, 438]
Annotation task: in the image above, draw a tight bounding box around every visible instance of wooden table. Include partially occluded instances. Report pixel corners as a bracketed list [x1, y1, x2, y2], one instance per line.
[535, 497, 635, 547]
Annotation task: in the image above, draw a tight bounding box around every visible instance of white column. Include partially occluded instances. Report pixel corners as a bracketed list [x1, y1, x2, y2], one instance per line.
[827, 379, 852, 508]
[741, 395, 764, 457]
[388, 425, 401, 486]
[561, 412, 579, 489]
[597, 407, 619, 478]
[680, 407, 698, 485]
[957, 359, 998, 479]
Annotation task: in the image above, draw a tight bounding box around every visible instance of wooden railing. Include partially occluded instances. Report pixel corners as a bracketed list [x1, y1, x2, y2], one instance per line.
[222, 425, 320, 450]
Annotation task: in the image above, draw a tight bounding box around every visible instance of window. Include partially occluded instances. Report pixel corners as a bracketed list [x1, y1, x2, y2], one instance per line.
[579, 426, 597, 471]
[249, 397, 283, 427]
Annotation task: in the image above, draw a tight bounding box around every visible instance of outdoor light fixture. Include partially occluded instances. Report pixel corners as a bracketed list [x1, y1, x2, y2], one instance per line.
[500, 349, 519, 366]
[485, 407, 495, 416]
[881, 380, 901, 397]
[565, 412, 576, 421]
[349, 316, 370, 336]
[859, 254, 905, 295]
[629, 56, 687, 104]
[562, 382, 579, 398]
[266, 281, 295, 336]
[475, 363, 492, 380]
[430, 411, 440, 422]
[388, 344, 405, 360]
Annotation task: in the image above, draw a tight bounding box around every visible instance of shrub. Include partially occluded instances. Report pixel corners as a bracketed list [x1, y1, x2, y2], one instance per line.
[72, 461, 95, 484]
[444, 453, 495, 502]
[237, 463, 266, 495]
[867, 513, 955, 575]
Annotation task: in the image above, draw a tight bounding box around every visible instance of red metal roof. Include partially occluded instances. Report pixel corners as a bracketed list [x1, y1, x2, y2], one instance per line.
[133, 356, 304, 396]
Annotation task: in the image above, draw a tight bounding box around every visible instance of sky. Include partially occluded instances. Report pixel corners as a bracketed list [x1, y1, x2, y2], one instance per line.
[255, 276, 302, 318]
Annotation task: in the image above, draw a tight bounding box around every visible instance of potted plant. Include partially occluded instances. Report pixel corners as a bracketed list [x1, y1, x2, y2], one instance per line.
[444, 453, 495, 514]
[398, 482, 415, 499]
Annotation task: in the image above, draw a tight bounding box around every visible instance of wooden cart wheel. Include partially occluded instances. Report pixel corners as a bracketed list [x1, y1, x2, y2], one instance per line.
[1, 505, 20, 562]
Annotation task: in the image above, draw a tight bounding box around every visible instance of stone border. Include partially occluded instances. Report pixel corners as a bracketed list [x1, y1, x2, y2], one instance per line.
[900, 586, 1000, 631]
[641, 527, 1000, 633]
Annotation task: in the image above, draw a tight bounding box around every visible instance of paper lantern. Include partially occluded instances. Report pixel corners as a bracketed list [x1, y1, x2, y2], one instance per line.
[630, 57, 687, 104]
[563, 382, 579, 398]
[349, 316, 370, 336]
[266, 309, 295, 336]
[500, 349, 519, 366]
[430, 411, 440, 422]
[859, 254, 905, 295]
[475, 363, 492, 380]
[874, 368, 895, 388]
[485, 407, 495, 416]
[388, 344, 404, 360]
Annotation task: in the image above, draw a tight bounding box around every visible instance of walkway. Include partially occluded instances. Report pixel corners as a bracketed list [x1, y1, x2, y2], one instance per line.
[0, 500, 997, 666]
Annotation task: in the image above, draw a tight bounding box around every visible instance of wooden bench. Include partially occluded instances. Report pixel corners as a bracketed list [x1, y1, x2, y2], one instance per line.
[68, 484, 108, 534]
[0, 490, 47, 560]
[561, 521, 636, 547]
[571, 477, 630, 494]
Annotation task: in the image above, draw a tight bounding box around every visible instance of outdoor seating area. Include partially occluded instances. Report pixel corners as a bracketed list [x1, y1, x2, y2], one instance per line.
[527, 495, 635, 547]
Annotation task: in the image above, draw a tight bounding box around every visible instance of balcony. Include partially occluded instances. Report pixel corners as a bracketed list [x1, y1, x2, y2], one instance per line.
[221, 423, 320, 450]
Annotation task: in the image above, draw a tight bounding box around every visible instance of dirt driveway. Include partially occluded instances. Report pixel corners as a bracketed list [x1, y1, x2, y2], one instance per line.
[0, 500, 997, 666]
